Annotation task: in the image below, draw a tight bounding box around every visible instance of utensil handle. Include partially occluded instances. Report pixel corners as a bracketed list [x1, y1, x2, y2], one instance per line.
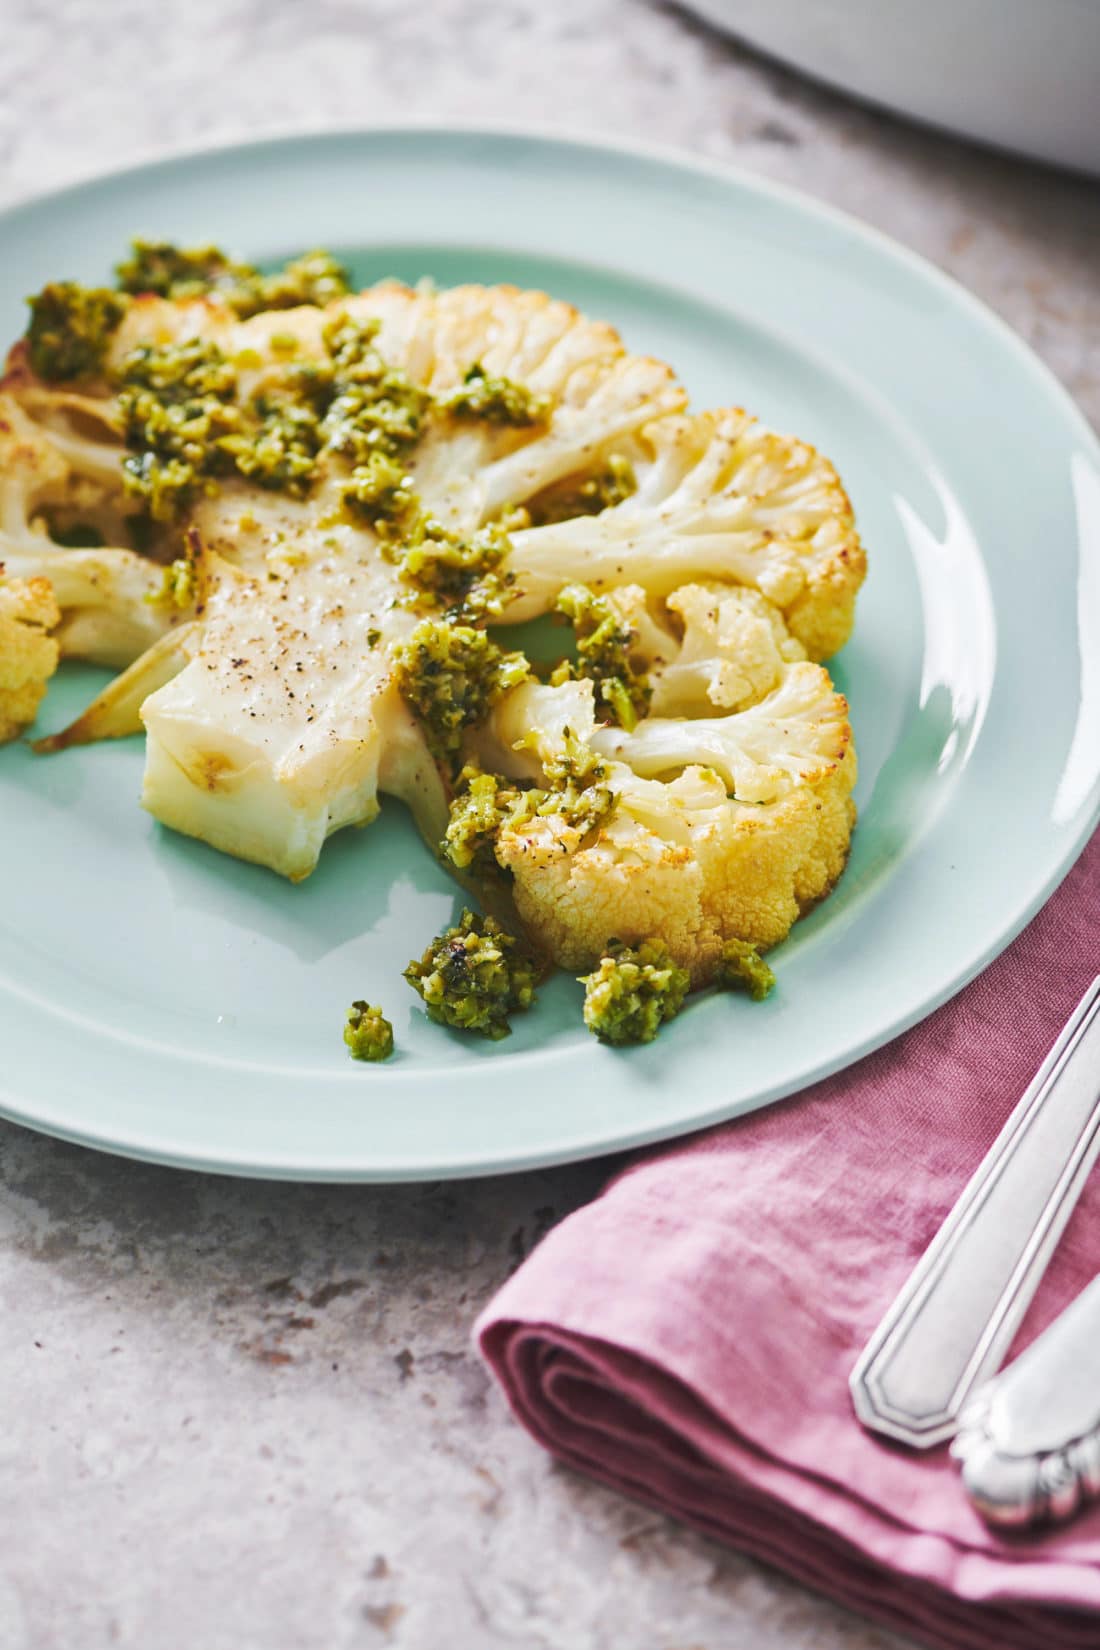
[952, 1273, 1100, 1528]
[850, 975, 1100, 1448]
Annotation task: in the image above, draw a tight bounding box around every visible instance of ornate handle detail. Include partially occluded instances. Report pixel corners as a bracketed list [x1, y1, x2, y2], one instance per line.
[850, 976, 1100, 1449]
[952, 1273, 1100, 1527]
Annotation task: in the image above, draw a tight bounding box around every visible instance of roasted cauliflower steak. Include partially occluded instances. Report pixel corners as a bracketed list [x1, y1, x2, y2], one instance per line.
[2, 257, 865, 979]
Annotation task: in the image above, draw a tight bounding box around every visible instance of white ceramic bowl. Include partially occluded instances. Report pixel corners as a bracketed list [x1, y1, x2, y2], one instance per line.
[683, 0, 1100, 175]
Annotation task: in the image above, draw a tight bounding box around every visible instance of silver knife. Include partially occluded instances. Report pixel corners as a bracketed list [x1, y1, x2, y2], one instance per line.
[850, 974, 1100, 1453]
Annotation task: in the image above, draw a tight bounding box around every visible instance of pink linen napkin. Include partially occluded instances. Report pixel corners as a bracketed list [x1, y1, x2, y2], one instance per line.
[477, 831, 1100, 1650]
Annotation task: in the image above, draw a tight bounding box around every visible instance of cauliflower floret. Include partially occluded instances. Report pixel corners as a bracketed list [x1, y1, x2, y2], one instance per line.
[590, 661, 851, 803]
[603, 581, 806, 716]
[0, 571, 60, 742]
[475, 675, 599, 781]
[0, 390, 171, 667]
[660, 582, 805, 712]
[337, 282, 686, 529]
[483, 669, 855, 985]
[0, 393, 72, 541]
[115, 281, 683, 532]
[502, 408, 864, 661]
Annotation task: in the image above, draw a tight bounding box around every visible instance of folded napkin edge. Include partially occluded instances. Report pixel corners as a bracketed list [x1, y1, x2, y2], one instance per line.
[479, 1311, 1100, 1628]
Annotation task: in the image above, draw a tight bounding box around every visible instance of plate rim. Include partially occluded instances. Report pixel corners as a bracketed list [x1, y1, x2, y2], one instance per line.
[1, 121, 1098, 1180]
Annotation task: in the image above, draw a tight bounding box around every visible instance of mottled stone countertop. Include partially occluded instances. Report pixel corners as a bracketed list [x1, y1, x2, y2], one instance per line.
[1, 5, 1097, 1648]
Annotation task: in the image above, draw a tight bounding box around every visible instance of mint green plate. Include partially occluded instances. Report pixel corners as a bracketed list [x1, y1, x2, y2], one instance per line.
[1, 129, 1098, 1180]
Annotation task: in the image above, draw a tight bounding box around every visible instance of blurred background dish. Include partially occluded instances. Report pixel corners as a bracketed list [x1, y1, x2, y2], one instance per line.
[682, 0, 1100, 174]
